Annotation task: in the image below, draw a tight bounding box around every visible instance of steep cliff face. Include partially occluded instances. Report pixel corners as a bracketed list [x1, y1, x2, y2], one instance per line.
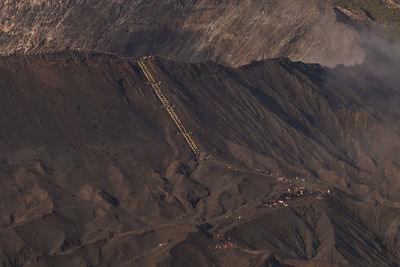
[0, 53, 399, 266]
[0, 0, 369, 67]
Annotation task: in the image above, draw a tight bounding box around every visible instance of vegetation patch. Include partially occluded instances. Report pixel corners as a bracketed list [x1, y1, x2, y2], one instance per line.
[333, 0, 400, 24]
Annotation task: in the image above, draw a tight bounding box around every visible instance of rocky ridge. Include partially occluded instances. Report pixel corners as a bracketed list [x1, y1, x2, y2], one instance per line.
[0, 0, 376, 67]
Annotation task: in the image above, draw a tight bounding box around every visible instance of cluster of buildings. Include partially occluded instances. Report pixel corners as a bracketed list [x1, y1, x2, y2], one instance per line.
[215, 236, 235, 250]
[262, 175, 334, 209]
[263, 200, 288, 208]
[215, 241, 235, 249]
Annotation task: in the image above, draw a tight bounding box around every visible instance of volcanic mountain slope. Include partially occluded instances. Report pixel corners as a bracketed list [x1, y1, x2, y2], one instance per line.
[0, 0, 380, 67]
[0, 52, 399, 266]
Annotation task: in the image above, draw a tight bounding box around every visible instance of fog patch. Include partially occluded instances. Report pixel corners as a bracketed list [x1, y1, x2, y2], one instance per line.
[358, 32, 400, 91]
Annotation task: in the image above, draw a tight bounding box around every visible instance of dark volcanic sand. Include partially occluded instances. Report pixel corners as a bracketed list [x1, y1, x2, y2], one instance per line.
[0, 52, 399, 266]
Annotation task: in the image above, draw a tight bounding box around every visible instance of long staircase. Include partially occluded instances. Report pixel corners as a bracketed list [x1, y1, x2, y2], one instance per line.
[137, 57, 202, 157]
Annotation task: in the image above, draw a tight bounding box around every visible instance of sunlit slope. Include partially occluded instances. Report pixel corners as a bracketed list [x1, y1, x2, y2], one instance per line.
[0, 0, 370, 66]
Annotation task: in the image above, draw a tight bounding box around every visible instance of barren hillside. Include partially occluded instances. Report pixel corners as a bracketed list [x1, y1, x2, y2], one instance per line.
[0, 52, 399, 266]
